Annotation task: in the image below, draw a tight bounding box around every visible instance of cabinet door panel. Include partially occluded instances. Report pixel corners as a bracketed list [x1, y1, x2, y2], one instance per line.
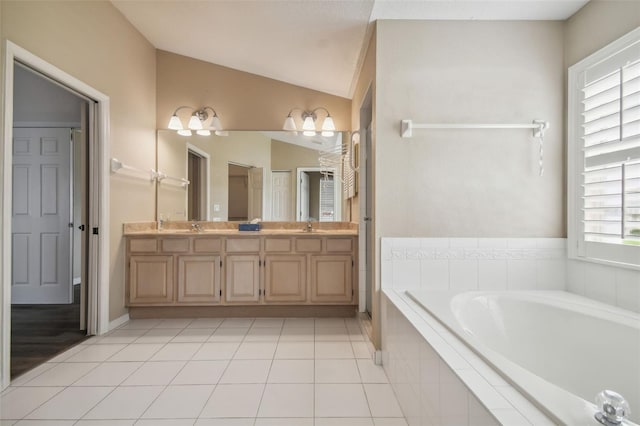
[129, 255, 174, 304]
[265, 255, 306, 302]
[178, 255, 221, 303]
[225, 255, 260, 303]
[310, 255, 353, 303]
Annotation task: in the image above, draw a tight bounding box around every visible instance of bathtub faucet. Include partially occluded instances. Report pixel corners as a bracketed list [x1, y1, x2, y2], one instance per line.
[595, 390, 630, 426]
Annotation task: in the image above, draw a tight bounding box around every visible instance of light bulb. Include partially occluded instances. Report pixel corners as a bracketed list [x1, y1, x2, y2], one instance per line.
[177, 129, 192, 136]
[197, 129, 211, 136]
[188, 114, 202, 130]
[168, 115, 183, 130]
[283, 116, 297, 131]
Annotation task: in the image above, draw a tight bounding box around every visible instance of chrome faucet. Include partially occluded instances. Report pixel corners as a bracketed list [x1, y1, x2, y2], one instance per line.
[191, 222, 203, 233]
[595, 390, 630, 426]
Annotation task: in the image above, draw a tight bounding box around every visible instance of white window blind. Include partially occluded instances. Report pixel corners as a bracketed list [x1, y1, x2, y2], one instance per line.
[569, 28, 640, 268]
[582, 59, 640, 246]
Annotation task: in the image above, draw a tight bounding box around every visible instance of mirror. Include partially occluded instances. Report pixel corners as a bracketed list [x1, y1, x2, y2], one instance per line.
[157, 130, 349, 222]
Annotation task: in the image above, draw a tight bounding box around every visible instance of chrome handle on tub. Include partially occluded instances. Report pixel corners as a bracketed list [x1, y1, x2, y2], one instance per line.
[595, 390, 630, 426]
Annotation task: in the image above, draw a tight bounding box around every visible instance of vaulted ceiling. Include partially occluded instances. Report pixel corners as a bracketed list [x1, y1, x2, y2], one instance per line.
[112, 0, 589, 98]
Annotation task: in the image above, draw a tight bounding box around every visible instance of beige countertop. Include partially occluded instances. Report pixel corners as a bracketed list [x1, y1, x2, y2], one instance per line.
[123, 221, 358, 237]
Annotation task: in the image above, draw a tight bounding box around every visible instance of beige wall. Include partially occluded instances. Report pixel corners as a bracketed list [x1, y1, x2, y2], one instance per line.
[375, 20, 565, 239]
[157, 51, 352, 132]
[564, 0, 640, 68]
[0, 1, 157, 321]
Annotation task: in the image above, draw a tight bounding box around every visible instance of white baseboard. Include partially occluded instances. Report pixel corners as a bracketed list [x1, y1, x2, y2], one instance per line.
[73, 277, 81, 285]
[108, 313, 130, 332]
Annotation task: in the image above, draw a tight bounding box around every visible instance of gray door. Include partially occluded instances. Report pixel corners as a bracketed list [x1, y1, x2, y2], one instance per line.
[12, 127, 72, 304]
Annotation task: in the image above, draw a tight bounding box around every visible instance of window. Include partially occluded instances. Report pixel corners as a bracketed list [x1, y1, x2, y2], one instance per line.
[568, 28, 640, 268]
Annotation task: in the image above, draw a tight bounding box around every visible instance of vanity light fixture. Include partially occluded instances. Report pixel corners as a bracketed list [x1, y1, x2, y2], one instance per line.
[282, 107, 336, 137]
[167, 106, 223, 136]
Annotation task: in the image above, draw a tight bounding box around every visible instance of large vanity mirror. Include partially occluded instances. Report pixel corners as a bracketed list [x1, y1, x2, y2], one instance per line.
[157, 130, 351, 222]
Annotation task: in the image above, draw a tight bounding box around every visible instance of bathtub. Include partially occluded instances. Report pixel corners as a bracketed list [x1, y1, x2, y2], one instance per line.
[406, 290, 640, 425]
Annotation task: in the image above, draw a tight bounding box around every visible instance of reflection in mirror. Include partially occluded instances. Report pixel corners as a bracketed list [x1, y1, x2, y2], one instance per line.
[156, 130, 346, 222]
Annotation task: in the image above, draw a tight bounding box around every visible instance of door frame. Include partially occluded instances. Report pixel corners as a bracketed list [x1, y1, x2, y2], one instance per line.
[1, 41, 111, 389]
[296, 167, 339, 222]
[186, 143, 210, 220]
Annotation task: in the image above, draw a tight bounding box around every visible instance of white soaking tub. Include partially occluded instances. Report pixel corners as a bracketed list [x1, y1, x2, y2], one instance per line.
[407, 290, 640, 425]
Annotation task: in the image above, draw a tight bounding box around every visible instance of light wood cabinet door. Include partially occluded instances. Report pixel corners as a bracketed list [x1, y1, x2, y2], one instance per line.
[310, 255, 353, 303]
[177, 255, 221, 303]
[129, 255, 174, 305]
[225, 255, 260, 303]
[264, 255, 306, 303]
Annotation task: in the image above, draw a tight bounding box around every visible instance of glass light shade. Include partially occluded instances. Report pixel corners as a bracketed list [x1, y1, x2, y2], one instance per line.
[283, 116, 297, 131]
[177, 129, 192, 136]
[321, 130, 335, 137]
[302, 115, 316, 132]
[197, 129, 211, 136]
[168, 115, 183, 130]
[188, 114, 203, 130]
[321, 115, 336, 132]
[210, 114, 222, 131]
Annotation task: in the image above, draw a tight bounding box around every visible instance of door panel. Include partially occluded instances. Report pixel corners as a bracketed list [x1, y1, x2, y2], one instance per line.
[248, 167, 264, 220]
[11, 128, 72, 304]
[271, 171, 291, 221]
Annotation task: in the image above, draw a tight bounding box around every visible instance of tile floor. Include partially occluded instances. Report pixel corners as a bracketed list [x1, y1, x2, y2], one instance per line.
[1, 317, 407, 426]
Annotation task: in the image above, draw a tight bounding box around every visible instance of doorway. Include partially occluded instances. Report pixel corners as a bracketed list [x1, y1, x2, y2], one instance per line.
[359, 87, 373, 317]
[271, 171, 292, 221]
[9, 64, 90, 379]
[296, 167, 339, 222]
[186, 144, 210, 221]
[2, 41, 110, 389]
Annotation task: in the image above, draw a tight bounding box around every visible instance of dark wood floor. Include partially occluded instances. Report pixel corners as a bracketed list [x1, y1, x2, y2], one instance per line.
[11, 285, 88, 379]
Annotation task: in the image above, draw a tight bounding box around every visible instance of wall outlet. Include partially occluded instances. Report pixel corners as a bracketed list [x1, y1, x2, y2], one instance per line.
[213, 204, 220, 212]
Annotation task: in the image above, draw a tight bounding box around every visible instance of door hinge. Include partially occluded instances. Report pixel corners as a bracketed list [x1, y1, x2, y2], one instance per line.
[352, 289, 354, 295]
[352, 259, 354, 267]
[220, 260, 223, 267]
[92, 227, 99, 235]
[78, 224, 85, 231]
[219, 290, 222, 296]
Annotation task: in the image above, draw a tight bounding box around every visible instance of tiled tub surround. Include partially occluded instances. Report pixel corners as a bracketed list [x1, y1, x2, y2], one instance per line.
[1, 317, 408, 425]
[381, 238, 567, 292]
[380, 237, 639, 425]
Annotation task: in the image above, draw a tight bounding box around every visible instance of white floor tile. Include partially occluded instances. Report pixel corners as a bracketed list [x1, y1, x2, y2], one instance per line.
[75, 420, 135, 426]
[254, 419, 313, 426]
[9, 363, 57, 387]
[72, 362, 142, 386]
[315, 318, 346, 329]
[187, 318, 223, 329]
[219, 360, 271, 383]
[207, 328, 247, 342]
[352, 341, 374, 359]
[233, 342, 277, 359]
[315, 327, 350, 341]
[24, 363, 99, 386]
[141, 385, 214, 419]
[244, 328, 280, 342]
[364, 384, 404, 417]
[135, 420, 196, 426]
[283, 318, 314, 328]
[13, 421, 75, 425]
[83, 386, 163, 419]
[64, 345, 126, 362]
[107, 344, 164, 362]
[315, 359, 361, 383]
[315, 419, 373, 426]
[0, 420, 16, 426]
[193, 342, 240, 360]
[315, 342, 354, 359]
[199, 384, 264, 418]
[94, 329, 147, 344]
[118, 319, 162, 330]
[315, 384, 370, 417]
[257, 384, 313, 418]
[46, 345, 87, 363]
[150, 343, 203, 361]
[171, 360, 228, 385]
[267, 360, 314, 383]
[135, 329, 181, 344]
[373, 419, 408, 426]
[357, 359, 388, 383]
[25, 386, 113, 420]
[219, 319, 254, 328]
[154, 319, 194, 329]
[122, 361, 185, 386]
[279, 328, 315, 342]
[171, 328, 213, 343]
[194, 418, 254, 425]
[251, 318, 284, 328]
[0, 387, 63, 419]
[274, 342, 314, 359]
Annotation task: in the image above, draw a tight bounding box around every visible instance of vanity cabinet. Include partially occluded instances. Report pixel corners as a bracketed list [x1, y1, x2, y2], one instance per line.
[129, 255, 174, 304]
[264, 255, 307, 303]
[125, 232, 357, 308]
[225, 255, 260, 303]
